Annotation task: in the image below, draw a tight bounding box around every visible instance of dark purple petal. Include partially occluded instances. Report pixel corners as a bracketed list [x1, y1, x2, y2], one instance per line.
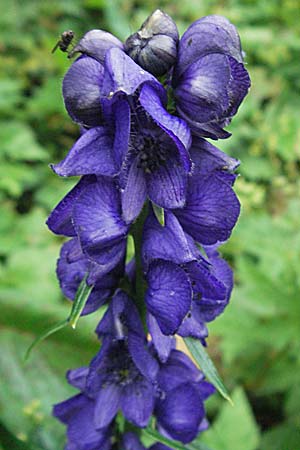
[96, 291, 145, 339]
[66, 367, 88, 390]
[121, 378, 154, 427]
[195, 380, 216, 400]
[146, 151, 187, 210]
[113, 98, 131, 168]
[69, 29, 124, 63]
[147, 313, 174, 363]
[121, 156, 147, 223]
[146, 260, 192, 335]
[63, 56, 104, 127]
[123, 432, 146, 450]
[51, 127, 118, 177]
[73, 177, 128, 255]
[174, 15, 243, 81]
[175, 53, 231, 125]
[177, 303, 208, 340]
[227, 56, 251, 117]
[53, 394, 111, 450]
[205, 246, 233, 294]
[46, 176, 96, 237]
[142, 211, 195, 267]
[139, 83, 192, 171]
[128, 332, 159, 381]
[175, 107, 232, 139]
[56, 238, 119, 314]
[94, 383, 122, 428]
[156, 383, 205, 444]
[157, 350, 204, 392]
[190, 137, 240, 176]
[185, 260, 227, 300]
[84, 239, 126, 272]
[102, 47, 162, 99]
[174, 174, 240, 245]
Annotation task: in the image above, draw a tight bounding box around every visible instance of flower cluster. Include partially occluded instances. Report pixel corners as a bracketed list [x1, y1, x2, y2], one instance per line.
[49, 10, 250, 449]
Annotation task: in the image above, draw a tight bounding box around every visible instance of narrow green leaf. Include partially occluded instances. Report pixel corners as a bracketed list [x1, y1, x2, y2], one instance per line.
[143, 427, 185, 450]
[68, 276, 94, 329]
[24, 319, 68, 362]
[152, 203, 165, 226]
[143, 426, 213, 450]
[25, 276, 93, 360]
[184, 337, 233, 404]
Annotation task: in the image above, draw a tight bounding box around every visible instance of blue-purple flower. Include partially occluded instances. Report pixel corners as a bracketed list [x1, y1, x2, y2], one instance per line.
[56, 237, 124, 314]
[85, 291, 158, 428]
[155, 350, 214, 443]
[173, 15, 250, 139]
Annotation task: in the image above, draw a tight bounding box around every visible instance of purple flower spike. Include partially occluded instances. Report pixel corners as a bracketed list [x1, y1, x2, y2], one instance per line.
[173, 15, 250, 139]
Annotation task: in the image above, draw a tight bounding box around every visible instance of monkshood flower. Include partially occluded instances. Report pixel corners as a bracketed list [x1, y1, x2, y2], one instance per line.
[56, 237, 124, 315]
[143, 208, 233, 341]
[47, 176, 129, 266]
[52, 48, 192, 222]
[173, 137, 241, 245]
[125, 10, 179, 77]
[142, 139, 239, 339]
[172, 15, 251, 139]
[53, 386, 112, 450]
[86, 290, 159, 428]
[155, 350, 214, 443]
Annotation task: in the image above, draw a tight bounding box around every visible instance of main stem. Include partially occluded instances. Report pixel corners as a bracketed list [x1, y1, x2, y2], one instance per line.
[131, 202, 149, 328]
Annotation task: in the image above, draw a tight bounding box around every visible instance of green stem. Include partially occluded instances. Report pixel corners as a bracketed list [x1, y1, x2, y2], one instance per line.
[131, 202, 149, 328]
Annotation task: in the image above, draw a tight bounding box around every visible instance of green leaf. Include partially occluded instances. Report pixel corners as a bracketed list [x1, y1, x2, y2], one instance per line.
[184, 337, 232, 404]
[24, 320, 68, 362]
[152, 203, 165, 226]
[142, 426, 213, 450]
[25, 276, 93, 360]
[142, 427, 185, 450]
[202, 387, 260, 450]
[68, 276, 94, 328]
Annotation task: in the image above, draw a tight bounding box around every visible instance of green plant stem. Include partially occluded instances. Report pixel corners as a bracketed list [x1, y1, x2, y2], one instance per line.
[131, 202, 149, 328]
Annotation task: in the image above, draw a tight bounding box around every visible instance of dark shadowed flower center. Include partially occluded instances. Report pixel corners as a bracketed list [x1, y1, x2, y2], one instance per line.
[101, 341, 142, 387]
[134, 134, 167, 174]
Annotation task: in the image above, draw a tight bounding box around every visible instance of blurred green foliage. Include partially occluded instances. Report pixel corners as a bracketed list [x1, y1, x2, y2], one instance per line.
[0, 0, 300, 449]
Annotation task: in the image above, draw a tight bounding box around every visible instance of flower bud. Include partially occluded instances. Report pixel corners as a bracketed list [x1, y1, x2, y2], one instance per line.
[68, 29, 124, 63]
[125, 9, 179, 77]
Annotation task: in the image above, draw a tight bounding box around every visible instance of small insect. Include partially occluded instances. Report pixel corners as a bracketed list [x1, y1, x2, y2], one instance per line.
[51, 30, 75, 54]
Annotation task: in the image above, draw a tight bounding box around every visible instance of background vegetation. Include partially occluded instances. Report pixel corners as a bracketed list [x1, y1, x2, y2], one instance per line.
[0, 0, 299, 448]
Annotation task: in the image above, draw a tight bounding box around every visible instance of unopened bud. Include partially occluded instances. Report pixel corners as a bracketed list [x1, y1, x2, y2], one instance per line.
[125, 10, 179, 77]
